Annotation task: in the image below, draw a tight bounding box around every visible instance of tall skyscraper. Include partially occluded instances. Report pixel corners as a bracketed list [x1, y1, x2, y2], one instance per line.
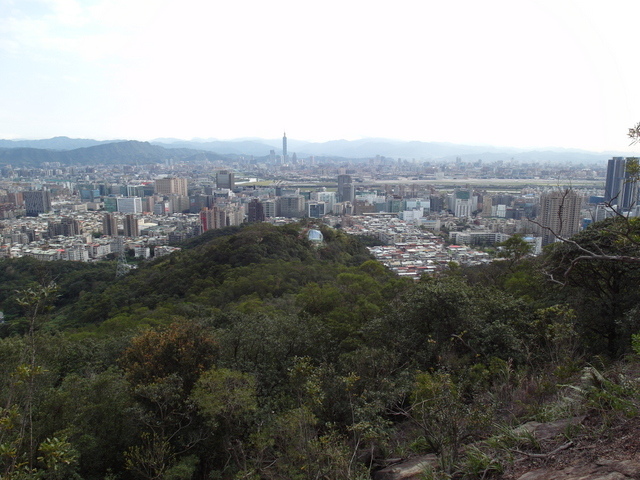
[538, 189, 582, 246]
[282, 132, 288, 161]
[604, 157, 639, 210]
[337, 174, 354, 202]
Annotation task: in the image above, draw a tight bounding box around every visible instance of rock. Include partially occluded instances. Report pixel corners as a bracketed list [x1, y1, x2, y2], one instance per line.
[516, 459, 640, 480]
[514, 416, 585, 441]
[372, 454, 438, 480]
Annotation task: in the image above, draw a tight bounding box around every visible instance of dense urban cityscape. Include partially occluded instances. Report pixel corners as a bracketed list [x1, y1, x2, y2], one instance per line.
[0, 134, 630, 280]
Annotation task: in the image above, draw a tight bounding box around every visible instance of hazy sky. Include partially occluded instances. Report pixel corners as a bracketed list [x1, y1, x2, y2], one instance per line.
[2, 0, 640, 152]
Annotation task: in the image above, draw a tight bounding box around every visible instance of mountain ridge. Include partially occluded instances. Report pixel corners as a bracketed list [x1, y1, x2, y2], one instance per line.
[0, 136, 635, 166]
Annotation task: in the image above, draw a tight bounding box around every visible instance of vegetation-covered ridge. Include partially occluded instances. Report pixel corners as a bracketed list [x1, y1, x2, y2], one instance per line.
[1, 219, 640, 480]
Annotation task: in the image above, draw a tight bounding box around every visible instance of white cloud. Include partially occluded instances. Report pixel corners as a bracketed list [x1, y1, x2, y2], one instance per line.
[1, 0, 640, 151]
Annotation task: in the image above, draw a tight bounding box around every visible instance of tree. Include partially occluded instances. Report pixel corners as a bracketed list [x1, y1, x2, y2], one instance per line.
[542, 217, 640, 354]
[119, 320, 218, 479]
[496, 234, 532, 270]
[404, 371, 488, 473]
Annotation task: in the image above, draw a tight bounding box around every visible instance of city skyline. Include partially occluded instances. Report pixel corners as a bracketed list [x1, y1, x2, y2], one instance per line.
[2, 1, 640, 153]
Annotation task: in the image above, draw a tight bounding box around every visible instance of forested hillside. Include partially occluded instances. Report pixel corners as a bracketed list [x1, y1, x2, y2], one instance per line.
[1, 220, 640, 480]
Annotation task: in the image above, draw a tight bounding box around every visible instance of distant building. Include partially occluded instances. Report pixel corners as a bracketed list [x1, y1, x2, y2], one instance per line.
[123, 214, 139, 237]
[337, 174, 354, 202]
[538, 189, 582, 246]
[103, 197, 118, 212]
[23, 190, 52, 216]
[48, 217, 80, 237]
[117, 197, 143, 214]
[134, 245, 151, 259]
[168, 194, 190, 214]
[263, 199, 277, 218]
[216, 171, 235, 190]
[450, 190, 474, 218]
[279, 195, 305, 218]
[247, 199, 265, 223]
[200, 204, 244, 230]
[604, 157, 639, 210]
[282, 132, 288, 162]
[306, 201, 326, 218]
[155, 177, 188, 196]
[200, 206, 227, 231]
[102, 213, 118, 236]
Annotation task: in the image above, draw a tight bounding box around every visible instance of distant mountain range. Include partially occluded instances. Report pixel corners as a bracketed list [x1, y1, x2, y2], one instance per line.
[0, 136, 633, 167]
[0, 139, 228, 167]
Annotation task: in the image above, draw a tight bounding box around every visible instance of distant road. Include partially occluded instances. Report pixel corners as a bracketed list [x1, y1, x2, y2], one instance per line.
[374, 177, 604, 188]
[270, 177, 604, 190]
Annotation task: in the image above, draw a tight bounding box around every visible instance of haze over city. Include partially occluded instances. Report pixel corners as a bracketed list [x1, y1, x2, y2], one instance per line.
[2, 0, 640, 153]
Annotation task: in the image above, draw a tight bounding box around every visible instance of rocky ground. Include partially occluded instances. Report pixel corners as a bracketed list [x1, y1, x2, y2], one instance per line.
[503, 415, 640, 480]
[373, 414, 640, 480]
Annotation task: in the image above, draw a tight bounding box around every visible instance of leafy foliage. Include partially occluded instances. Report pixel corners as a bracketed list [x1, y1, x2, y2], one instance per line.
[0, 219, 639, 479]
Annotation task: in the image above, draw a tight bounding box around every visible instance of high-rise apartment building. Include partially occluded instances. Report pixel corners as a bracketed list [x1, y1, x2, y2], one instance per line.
[48, 217, 80, 237]
[102, 213, 118, 236]
[247, 199, 265, 223]
[279, 195, 305, 218]
[604, 157, 639, 210]
[155, 177, 188, 196]
[200, 204, 243, 231]
[538, 189, 582, 246]
[168, 194, 190, 214]
[123, 214, 139, 237]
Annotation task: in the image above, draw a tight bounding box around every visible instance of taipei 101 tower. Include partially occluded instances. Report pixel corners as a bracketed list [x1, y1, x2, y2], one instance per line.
[282, 132, 288, 162]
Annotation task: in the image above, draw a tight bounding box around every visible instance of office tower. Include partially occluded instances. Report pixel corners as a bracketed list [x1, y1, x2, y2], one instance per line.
[263, 199, 277, 218]
[216, 170, 235, 190]
[123, 214, 139, 237]
[314, 191, 336, 213]
[337, 174, 354, 202]
[604, 157, 639, 210]
[282, 132, 288, 161]
[247, 199, 265, 223]
[307, 201, 326, 218]
[155, 177, 188, 196]
[102, 213, 118, 236]
[116, 197, 143, 214]
[103, 197, 117, 212]
[538, 189, 582, 246]
[452, 190, 472, 218]
[23, 190, 52, 216]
